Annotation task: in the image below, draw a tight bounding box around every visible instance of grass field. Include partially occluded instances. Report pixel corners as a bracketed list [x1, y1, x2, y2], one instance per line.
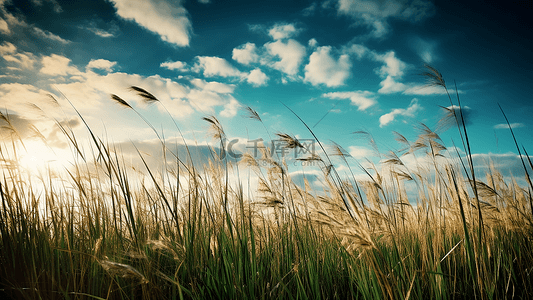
[1, 66, 532, 299]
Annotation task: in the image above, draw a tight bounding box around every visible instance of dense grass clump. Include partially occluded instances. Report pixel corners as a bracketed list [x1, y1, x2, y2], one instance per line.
[1, 67, 532, 299]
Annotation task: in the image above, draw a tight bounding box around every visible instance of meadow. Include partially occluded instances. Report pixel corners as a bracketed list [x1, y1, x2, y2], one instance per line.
[1, 66, 532, 299]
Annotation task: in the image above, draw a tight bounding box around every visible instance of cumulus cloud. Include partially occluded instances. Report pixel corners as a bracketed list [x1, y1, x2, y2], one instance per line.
[494, 123, 525, 129]
[40, 54, 81, 76]
[373, 50, 406, 78]
[268, 23, 300, 40]
[263, 39, 306, 76]
[194, 56, 244, 78]
[336, 0, 435, 38]
[322, 91, 377, 111]
[86, 59, 117, 72]
[232, 43, 259, 65]
[379, 98, 422, 127]
[370, 50, 410, 94]
[220, 97, 241, 118]
[304, 46, 352, 87]
[0, 18, 9, 34]
[108, 0, 192, 47]
[378, 75, 407, 94]
[160, 60, 188, 71]
[0, 41, 16, 54]
[247, 68, 269, 87]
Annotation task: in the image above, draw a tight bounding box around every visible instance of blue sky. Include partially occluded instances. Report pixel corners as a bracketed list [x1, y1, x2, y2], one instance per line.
[0, 0, 532, 186]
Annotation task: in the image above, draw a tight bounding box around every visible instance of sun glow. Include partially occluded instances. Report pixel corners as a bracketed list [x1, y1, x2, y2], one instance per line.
[17, 140, 72, 176]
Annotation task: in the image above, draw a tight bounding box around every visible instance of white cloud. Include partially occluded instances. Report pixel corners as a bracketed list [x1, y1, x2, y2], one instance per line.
[370, 51, 411, 94]
[190, 78, 235, 94]
[403, 84, 448, 95]
[373, 50, 406, 78]
[247, 68, 269, 87]
[33, 27, 70, 44]
[232, 42, 259, 65]
[0, 41, 16, 54]
[378, 75, 407, 94]
[348, 146, 375, 159]
[411, 37, 437, 63]
[343, 43, 369, 59]
[268, 23, 299, 40]
[3, 52, 37, 69]
[161, 60, 188, 71]
[308, 38, 318, 48]
[304, 46, 352, 87]
[220, 97, 241, 118]
[494, 123, 524, 129]
[194, 56, 244, 78]
[108, 0, 192, 47]
[336, 0, 435, 38]
[0, 83, 52, 119]
[86, 59, 117, 72]
[264, 39, 306, 76]
[82, 22, 119, 38]
[322, 91, 376, 111]
[379, 98, 422, 127]
[40, 54, 81, 76]
[0, 18, 9, 34]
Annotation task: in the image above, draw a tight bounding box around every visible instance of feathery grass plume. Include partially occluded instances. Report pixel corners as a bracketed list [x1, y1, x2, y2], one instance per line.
[353, 130, 380, 158]
[242, 106, 262, 122]
[47, 94, 61, 107]
[203, 115, 226, 141]
[130, 86, 159, 104]
[275, 132, 303, 149]
[110, 94, 132, 109]
[421, 63, 445, 88]
[99, 260, 148, 284]
[393, 131, 411, 154]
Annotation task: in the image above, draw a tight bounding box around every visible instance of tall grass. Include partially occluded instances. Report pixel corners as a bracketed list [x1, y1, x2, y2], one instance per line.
[1, 66, 532, 299]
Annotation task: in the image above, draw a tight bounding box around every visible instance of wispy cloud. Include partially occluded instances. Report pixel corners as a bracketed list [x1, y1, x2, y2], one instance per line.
[322, 91, 377, 111]
[81, 21, 119, 38]
[33, 27, 70, 44]
[30, 0, 63, 13]
[336, 0, 435, 38]
[379, 98, 422, 127]
[108, 0, 192, 47]
[494, 123, 525, 129]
